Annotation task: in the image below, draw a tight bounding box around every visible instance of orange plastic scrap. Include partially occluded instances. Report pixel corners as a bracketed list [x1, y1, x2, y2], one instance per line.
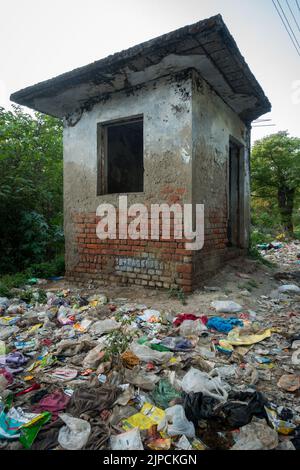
[121, 350, 140, 369]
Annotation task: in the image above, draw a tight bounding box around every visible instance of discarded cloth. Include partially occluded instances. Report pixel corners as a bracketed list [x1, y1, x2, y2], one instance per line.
[206, 317, 244, 333]
[66, 385, 119, 418]
[219, 327, 272, 351]
[32, 390, 70, 421]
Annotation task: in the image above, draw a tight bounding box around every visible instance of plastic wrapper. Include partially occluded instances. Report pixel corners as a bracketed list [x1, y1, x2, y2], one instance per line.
[122, 403, 165, 431]
[110, 428, 144, 450]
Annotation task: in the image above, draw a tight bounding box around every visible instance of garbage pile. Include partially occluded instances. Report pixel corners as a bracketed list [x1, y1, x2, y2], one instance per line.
[1, 249, 300, 450]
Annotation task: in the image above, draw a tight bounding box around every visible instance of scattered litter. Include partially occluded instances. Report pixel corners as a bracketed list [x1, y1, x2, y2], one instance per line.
[0, 243, 299, 450]
[211, 301, 243, 313]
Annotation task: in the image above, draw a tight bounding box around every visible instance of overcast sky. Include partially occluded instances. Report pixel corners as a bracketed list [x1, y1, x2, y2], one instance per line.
[1, 0, 299, 142]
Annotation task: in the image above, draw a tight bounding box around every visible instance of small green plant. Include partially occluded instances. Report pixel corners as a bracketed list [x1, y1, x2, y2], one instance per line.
[238, 279, 259, 292]
[19, 288, 47, 304]
[248, 244, 274, 267]
[224, 288, 233, 295]
[104, 329, 136, 360]
[168, 287, 187, 305]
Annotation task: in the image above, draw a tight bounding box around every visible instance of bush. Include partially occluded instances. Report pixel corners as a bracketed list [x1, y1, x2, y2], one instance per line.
[0, 254, 65, 297]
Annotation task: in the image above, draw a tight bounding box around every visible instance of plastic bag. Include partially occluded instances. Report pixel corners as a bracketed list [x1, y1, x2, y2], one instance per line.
[150, 379, 182, 408]
[138, 309, 161, 322]
[58, 413, 91, 450]
[179, 320, 207, 337]
[211, 301, 242, 313]
[278, 284, 300, 293]
[110, 428, 143, 450]
[130, 342, 173, 364]
[125, 367, 159, 391]
[83, 343, 106, 369]
[181, 368, 228, 401]
[89, 319, 120, 336]
[163, 405, 195, 438]
[231, 420, 278, 450]
[0, 326, 19, 341]
[0, 407, 51, 447]
[160, 337, 192, 351]
[57, 306, 76, 325]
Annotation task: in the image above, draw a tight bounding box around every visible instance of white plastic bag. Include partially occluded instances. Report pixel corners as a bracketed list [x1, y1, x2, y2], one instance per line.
[278, 284, 300, 294]
[181, 367, 228, 401]
[58, 413, 91, 450]
[231, 420, 278, 450]
[180, 320, 207, 337]
[89, 319, 120, 336]
[130, 342, 173, 364]
[138, 309, 161, 321]
[110, 428, 144, 450]
[163, 405, 195, 438]
[83, 343, 106, 369]
[57, 306, 75, 325]
[211, 301, 242, 313]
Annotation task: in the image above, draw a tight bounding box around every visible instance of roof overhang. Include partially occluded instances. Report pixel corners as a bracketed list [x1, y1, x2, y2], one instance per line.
[10, 15, 271, 123]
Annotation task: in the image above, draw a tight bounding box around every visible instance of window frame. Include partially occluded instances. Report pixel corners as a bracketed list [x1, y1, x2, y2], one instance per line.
[97, 114, 144, 196]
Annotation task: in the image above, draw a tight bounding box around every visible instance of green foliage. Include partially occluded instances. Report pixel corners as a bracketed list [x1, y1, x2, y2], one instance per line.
[0, 255, 65, 297]
[104, 314, 138, 360]
[238, 280, 259, 292]
[168, 286, 187, 305]
[0, 105, 63, 273]
[248, 239, 273, 267]
[104, 329, 136, 359]
[251, 131, 300, 234]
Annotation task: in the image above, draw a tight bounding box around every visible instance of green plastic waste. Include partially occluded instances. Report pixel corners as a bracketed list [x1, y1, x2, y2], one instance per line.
[19, 411, 52, 449]
[137, 337, 171, 352]
[150, 379, 182, 408]
[150, 343, 171, 352]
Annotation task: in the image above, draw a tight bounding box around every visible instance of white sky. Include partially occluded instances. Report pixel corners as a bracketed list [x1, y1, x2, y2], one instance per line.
[0, 0, 299, 142]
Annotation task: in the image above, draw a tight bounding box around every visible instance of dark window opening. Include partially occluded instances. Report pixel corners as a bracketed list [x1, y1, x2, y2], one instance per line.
[98, 117, 144, 195]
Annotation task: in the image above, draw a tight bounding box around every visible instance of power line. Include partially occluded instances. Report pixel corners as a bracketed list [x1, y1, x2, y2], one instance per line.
[286, 0, 300, 33]
[277, 0, 300, 49]
[296, 0, 300, 13]
[253, 124, 276, 127]
[272, 0, 300, 56]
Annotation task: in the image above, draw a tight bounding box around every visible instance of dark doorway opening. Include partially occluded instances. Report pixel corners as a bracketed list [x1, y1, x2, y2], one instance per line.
[228, 141, 241, 247]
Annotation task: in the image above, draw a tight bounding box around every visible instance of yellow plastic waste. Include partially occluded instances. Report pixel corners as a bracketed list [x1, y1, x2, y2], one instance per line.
[265, 407, 296, 435]
[122, 403, 165, 431]
[219, 327, 272, 351]
[27, 324, 43, 335]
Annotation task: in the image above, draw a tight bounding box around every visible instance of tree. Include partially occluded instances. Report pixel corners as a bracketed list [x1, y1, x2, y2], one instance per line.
[251, 131, 300, 235]
[0, 105, 63, 273]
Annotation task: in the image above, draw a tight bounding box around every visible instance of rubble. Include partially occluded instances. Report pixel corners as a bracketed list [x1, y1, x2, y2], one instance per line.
[0, 241, 300, 450]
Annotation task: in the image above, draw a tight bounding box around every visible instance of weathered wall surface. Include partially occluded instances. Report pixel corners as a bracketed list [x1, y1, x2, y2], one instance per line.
[191, 70, 250, 283]
[64, 72, 195, 291]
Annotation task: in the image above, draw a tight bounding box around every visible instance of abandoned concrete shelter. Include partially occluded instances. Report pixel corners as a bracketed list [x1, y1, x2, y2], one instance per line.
[11, 15, 271, 292]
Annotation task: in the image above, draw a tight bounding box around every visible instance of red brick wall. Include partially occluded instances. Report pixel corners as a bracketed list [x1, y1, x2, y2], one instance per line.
[66, 211, 194, 293]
